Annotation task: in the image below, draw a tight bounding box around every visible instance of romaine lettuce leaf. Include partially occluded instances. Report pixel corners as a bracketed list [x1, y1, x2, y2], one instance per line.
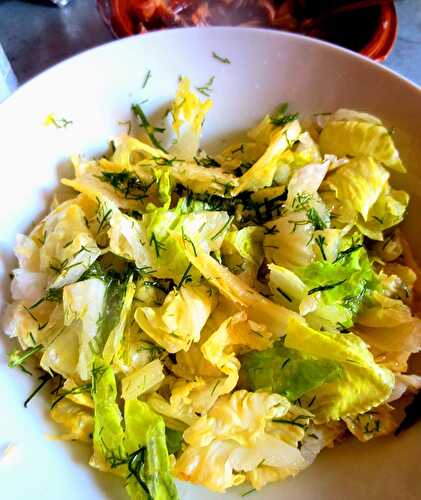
[91, 357, 126, 474]
[263, 212, 315, 269]
[124, 400, 179, 500]
[165, 428, 183, 455]
[356, 187, 409, 241]
[63, 278, 107, 380]
[170, 77, 212, 160]
[242, 340, 342, 401]
[201, 311, 272, 397]
[62, 161, 156, 212]
[268, 263, 307, 310]
[355, 291, 421, 372]
[122, 359, 165, 400]
[294, 244, 378, 331]
[50, 397, 94, 442]
[40, 311, 80, 380]
[109, 200, 232, 283]
[284, 318, 395, 422]
[319, 120, 405, 172]
[178, 248, 301, 335]
[103, 274, 136, 363]
[232, 120, 301, 195]
[286, 162, 329, 206]
[91, 358, 178, 499]
[174, 390, 307, 492]
[170, 160, 238, 197]
[134, 284, 216, 353]
[221, 225, 264, 285]
[38, 202, 102, 289]
[325, 157, 390, 223]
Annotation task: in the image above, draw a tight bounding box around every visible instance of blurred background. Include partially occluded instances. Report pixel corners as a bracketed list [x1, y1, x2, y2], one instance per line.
[0, 0, 420, 100]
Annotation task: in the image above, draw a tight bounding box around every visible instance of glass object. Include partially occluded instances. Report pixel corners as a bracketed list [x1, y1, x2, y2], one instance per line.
[50, 0, 73, 6]
[0, 44, 18, 103]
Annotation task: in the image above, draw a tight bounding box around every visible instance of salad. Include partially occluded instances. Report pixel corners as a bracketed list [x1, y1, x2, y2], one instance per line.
[4, 77, 421, 498]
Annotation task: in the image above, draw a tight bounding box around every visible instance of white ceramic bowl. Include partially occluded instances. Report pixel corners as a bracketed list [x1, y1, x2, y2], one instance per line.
[0, 27, 420, 500]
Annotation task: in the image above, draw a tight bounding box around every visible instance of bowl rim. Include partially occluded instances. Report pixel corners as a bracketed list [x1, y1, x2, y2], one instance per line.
[2, 26, 419, 112]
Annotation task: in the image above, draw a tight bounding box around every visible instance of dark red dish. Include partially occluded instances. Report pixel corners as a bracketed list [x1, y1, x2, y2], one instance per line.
[97, 0, 397, 62]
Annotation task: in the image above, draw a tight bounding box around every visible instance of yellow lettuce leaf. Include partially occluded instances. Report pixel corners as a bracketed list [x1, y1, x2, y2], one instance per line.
[174, 390, 307, 492]
[134, 284, 216, 353]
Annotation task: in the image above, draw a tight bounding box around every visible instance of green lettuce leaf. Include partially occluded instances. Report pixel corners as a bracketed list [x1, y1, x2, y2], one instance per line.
[134, 284, 215, 353]
[165, 428, 183, 455]
[102, 274, 136, 364]
[91, 356, 126, 472]
[294, 243, 377, 331]
[284, 318, 395, 422]
[91, 358, 179, 499]
[242, 340, 342, 401]
[109, 199, 231, 283]
[125, 399, 179, 500]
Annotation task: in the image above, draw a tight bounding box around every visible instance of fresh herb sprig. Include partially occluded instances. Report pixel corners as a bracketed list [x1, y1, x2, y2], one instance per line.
[196, 76, 215, 97]
[98, 170, 153, 201]
[212, 51, 231, 64]
[8, 344, 43, 374]
[132, 103, 167, 152]
[51, 383, 92, 409]
[271, 102, 299, 127]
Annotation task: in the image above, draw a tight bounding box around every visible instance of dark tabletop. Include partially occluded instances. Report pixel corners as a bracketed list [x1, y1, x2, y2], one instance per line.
[0, 0, 420, 87]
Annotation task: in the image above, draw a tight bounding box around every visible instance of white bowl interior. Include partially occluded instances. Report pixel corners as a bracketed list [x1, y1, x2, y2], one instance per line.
[0, 27, 420, 500]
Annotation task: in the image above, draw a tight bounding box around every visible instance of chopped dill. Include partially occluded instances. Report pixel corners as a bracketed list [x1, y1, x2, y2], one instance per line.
[276, 287, 292, 303]
[241, 489, 256, 497]
[132, 103, 167, 152]
[212, 51, 231, 64]
[97, 170, 152, 200]
[142, 69, 152, 89]
[210, 216, 233, 241]
[271, 102, 299, 127]
[334, 242, 363, 263]
[181, 227, 197, 256]
[195, 76, 215, 97]
[308, 279, 347, 295]
[231, 144, 244, 155]
[315, 235, 327, 260]
[24, 373, 51, 408]
[194, 154, 220, 168]
[176, 263, 193, 289]
[8, 344, 43, 374]
[149, 232, 166, 258]
[51, 383, 92, 409]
